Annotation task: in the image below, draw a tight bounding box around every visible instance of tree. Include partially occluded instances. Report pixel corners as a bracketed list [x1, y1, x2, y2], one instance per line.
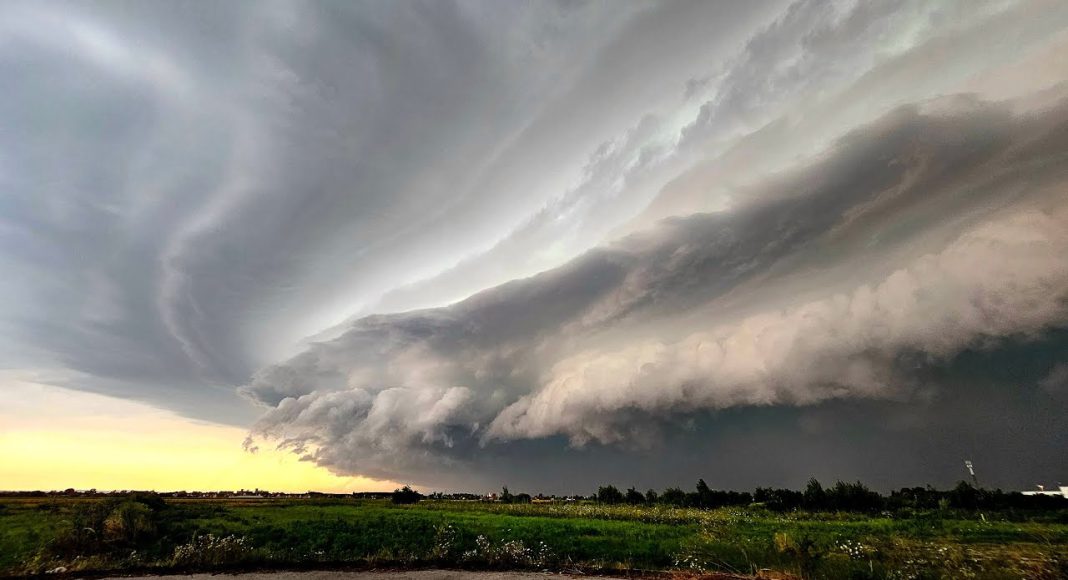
[695, 479, 713, 508]
[948, 481, 980, 511]
[597, 485, 624, 504]
[827, 480, 882, 512]
[696, 478, 712, 495]
[660, 487, 686, 506]
[392, 485, 422, 504]
[803, 478, 827, 510]
[644, 489, 658, 504]
[624, 487, 644, 504]
[501, 486, 514, 503]
[754, 487, 803, 511]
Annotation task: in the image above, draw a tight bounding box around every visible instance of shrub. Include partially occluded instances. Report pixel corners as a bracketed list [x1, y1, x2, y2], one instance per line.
[171, 534, 251, 567]
[430, 522, 458, 559]
[774, 532, 824, 579]
[392, 485, 423, 504]
[103, 502, 155, 544]
[463, 534, 555, 568]
[46, 498, 161, 559]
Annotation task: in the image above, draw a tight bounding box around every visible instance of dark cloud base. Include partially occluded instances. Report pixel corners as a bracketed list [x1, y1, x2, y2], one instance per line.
[244, 95, 1068, 490]
[332, 331, 1068, 494]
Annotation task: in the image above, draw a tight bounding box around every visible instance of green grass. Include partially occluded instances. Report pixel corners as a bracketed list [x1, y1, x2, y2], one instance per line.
[2, 497, 1067, 579]
[0, 500, 67, 572]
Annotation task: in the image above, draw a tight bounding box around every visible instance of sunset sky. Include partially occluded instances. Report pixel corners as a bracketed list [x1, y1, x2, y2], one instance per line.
[0, 374, 397, 492]
[2, 0, 1068, 494]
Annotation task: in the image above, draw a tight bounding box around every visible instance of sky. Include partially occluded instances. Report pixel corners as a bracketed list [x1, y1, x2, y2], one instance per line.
[2, 0, 1068, 494]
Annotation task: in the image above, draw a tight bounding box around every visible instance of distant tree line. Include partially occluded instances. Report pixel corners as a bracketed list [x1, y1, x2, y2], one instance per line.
[14, 481, 1065, 515]
[592, 479, 1068, 513]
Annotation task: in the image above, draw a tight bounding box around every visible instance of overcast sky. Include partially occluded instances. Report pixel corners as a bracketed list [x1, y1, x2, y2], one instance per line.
[3, 0, 1068, 492]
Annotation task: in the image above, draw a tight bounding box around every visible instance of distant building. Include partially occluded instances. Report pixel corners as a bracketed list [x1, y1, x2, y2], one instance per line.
[351, 491, 393, 499]
[1021, 485, 1068, 498]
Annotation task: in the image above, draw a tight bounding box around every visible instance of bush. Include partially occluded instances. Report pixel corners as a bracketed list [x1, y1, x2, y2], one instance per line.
[392, 485, 423, 504]
[462, 534, 555, 568]
[171, 534, 251, 567]
[46, 498, 161, 559]
[774, 532, 824, 579]
[102, 501, 156, 544]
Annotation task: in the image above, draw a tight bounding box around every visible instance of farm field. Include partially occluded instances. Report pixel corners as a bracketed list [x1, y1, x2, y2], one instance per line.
[2, 496, 1067, 579]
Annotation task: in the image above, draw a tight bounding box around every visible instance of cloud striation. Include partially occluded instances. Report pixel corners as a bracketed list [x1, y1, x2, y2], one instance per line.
[245, 96, 1068, 487]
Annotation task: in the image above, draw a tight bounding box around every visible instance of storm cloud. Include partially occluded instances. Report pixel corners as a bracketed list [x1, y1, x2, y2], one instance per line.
[3, 0, 1068, 490]
[245, 96, 1068, 486]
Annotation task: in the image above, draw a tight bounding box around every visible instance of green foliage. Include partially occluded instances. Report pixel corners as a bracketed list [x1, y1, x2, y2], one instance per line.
[660, 486, 686, 506]
[171, 533, 252, 567]
[46, 497, 161, 558]
[462, 534, 555, 568]
[774, 532, 822, 579]
[805, 478, 828, 510]
[596, 485, 624, 504]
[2, 496, 1067, 578]
[624, 487, 645, 505]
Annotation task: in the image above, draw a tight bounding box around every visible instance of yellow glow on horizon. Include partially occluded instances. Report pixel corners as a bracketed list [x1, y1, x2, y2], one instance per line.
[0, 377, 400, 493]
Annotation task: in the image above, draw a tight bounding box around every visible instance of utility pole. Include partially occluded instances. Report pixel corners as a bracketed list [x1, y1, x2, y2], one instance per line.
[964, 460, 980, 488]
[964, 460, 986, 522]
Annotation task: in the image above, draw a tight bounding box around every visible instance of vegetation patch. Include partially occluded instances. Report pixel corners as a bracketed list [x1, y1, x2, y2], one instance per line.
[1, 486, 1066, 579]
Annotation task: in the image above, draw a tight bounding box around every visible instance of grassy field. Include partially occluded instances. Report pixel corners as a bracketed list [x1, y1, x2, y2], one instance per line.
[1, 497, 1067, 579]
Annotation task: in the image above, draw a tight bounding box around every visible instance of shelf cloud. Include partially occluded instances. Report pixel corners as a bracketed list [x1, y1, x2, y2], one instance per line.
[245, 96, 1068, 485]
[4, 0, 1068, 490]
